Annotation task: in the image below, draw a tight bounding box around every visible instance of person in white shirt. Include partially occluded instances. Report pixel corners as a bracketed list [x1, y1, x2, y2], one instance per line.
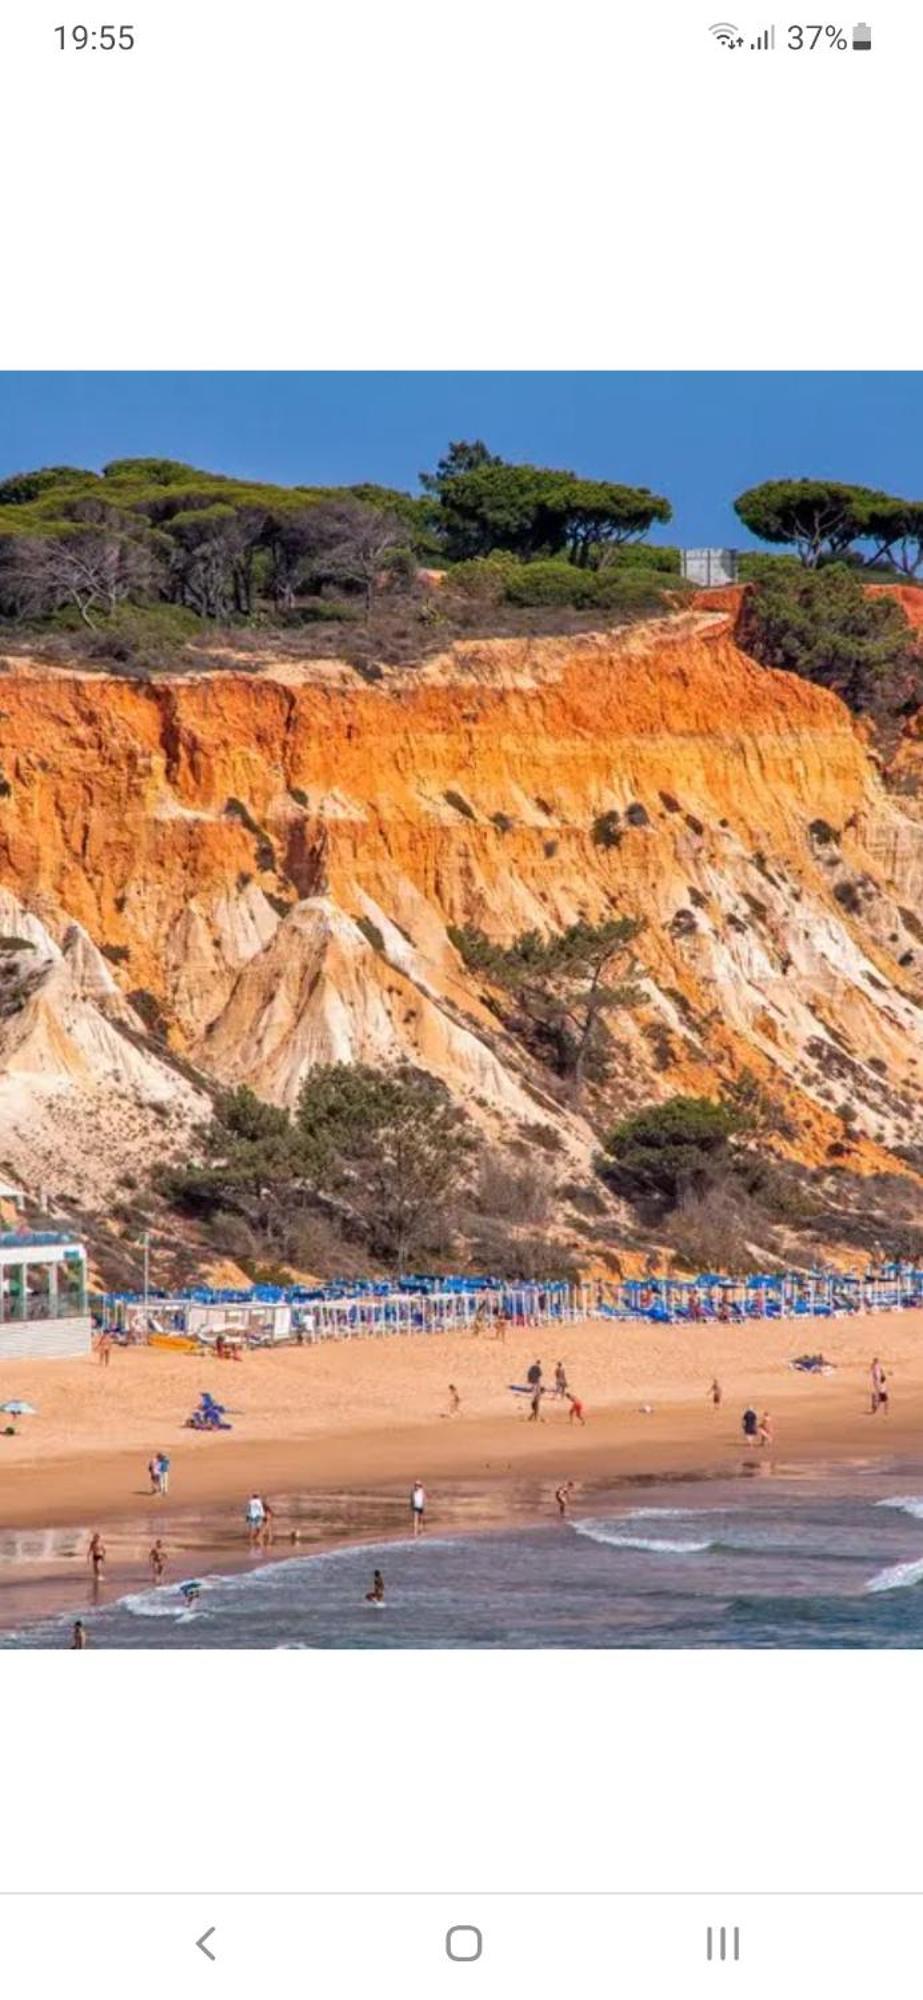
[410, 1480, 426, 1537]
[246, 1493, 265, 1547]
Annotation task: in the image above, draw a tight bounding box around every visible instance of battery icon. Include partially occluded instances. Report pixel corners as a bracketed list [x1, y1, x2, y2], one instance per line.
[852, 21, 871, 48]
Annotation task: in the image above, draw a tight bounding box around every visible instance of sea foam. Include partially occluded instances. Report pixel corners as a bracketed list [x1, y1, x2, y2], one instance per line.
[574, 1519, 713, 1555]
[865, 1554, 923, 1593]
[876, 1496, 923, 1521]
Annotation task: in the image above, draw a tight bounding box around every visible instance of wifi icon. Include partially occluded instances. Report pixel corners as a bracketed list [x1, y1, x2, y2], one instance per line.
[710, 21, 743, 44]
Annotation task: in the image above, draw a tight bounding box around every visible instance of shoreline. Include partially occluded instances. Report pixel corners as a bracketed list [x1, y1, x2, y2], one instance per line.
[2, 1307, 923, 1637]
[2, 1399, 920, 1639]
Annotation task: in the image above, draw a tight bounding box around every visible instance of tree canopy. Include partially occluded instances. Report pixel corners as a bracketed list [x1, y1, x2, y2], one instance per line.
[429, 452, 672, 564]
[165, 1064, 474, 1271]
[602, 1095, 742, 1203]
[740, 564, 915, 713]
[0, 447, 675, 629]
[734, 477, 923, 576]
[450, 916, 643, 1098]
[733, 480, 888, 568]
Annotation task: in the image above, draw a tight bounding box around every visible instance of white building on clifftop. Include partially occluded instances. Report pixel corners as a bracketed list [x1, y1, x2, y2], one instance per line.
[680, 548, 739, 587]
[0, 1232, 92, 1358]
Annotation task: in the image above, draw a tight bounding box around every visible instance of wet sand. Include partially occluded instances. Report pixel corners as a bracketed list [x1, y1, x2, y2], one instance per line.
[1, 1309, 920, 1633]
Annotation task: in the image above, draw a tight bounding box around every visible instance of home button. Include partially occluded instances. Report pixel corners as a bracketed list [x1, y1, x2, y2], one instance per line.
[446, 1925, 483, 1962]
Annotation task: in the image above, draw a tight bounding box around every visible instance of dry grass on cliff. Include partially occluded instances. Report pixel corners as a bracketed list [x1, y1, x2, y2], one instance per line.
[0, 585, 677, 681]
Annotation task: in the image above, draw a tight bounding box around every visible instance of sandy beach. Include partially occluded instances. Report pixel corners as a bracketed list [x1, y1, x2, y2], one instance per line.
[2, 1308, 922, 1517]
[2, 1309, 923, 1635]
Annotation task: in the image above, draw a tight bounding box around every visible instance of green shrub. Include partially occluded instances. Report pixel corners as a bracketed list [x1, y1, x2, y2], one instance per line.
[834, 878, 863, 914]
[737, 552, 802, 582]
[449, 552, 520, 601]
[602, 1095, 743, 1204]
[444, 788, 476, 820]
[591, 809, 622, 848]
[356, 915, 385, 954]
[503, 558, 602, 608]
[740, 564, 914, 714]
[599, 543, 682, 574]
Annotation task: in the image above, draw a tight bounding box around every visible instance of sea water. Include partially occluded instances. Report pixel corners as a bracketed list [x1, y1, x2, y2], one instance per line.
[6, 1468, 923, 1648]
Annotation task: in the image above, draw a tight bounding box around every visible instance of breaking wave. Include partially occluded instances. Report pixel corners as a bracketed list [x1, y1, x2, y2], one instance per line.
[573, 1520, 714, 1555]
[876, 1496, 923, 1521]
[865, 1554, 923, 1594]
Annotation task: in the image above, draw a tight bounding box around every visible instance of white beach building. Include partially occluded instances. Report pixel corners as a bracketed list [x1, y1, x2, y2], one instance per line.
[0, 1231, 92, 1358]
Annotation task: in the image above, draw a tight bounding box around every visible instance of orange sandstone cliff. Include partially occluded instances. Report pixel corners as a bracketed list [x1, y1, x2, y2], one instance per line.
[2, 605, 923, 1205]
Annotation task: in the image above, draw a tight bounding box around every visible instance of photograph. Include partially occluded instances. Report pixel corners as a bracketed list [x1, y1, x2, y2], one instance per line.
[3, 369, 923, 1648]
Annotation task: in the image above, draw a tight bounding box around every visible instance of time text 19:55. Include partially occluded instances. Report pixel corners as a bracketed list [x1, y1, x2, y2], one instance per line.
[54, 25, 135, 50]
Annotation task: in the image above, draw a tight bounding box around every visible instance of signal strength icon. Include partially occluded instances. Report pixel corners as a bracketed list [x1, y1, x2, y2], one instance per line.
[750, 23, 775, 46]
[709, 21, 744, 46]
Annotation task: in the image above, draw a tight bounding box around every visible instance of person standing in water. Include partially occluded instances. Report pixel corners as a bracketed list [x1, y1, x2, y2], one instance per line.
[246, 1493, 266, 1547]
[149, 1538, 167, 1585]
[411, 1480, 427, 1536]
[71, 1620, 88, 1649]
[366, 1569, 385, 1603]
[555, 1480, 575, 1517]
[742, 1406, 759, 1446]
[87, 1531, 106, 1586]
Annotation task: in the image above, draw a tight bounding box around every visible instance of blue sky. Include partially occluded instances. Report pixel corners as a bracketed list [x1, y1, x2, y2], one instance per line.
[1, 373, 922, 547]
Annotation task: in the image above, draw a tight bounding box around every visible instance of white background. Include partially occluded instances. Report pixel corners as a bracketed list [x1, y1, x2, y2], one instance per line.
[2, 0, 923, 1920]
[1, 2, 919, 367]
[2, 1652, 922, 1890]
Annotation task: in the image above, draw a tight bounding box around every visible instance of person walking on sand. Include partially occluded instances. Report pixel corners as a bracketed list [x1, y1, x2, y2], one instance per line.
[365, 1568, 385, 1603]
[98, 1332, 112, 1367]
[708, 1377, 722, 1409]
[758, 1410, 774, 1448]
[528, 1383, 545, 1423]
[567, 1392, 586, 1426]
[411, 1480, 427, 1537]
[870, 1357, 886, 1414]
[742, 1405, 759, 1447]
[71, 1620, 88, 1649]
[260, 1498, 274, 1548]
[527, 1359, 543, 1392]
[554, 1361, 568, 1398]
[555, 1479, 575, 1517]
[877, 1368, 890, 1415]
[446, 1384, 461, 1417]
[87, 1531, 106, 1585]
[149, 1538, 167, 1585]
[158, 1451, 171, 1496]
[246, 1493, 265, 1548]
[148, 1455, 160, 1495]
